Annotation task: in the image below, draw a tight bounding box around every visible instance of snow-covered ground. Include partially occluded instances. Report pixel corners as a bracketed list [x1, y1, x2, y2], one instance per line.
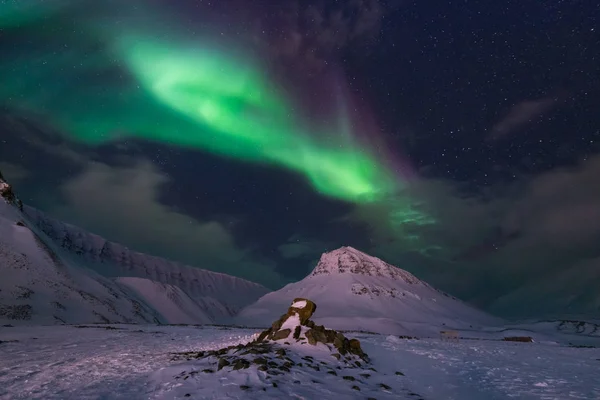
[0, 324, 598, 400]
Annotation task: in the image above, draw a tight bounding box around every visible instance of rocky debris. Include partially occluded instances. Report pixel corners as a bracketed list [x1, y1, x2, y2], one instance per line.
[255, 297, 369, 362]
[503, 336, 534, 343]
[168, 298, 418, 397]
[0, 304, 32, 320]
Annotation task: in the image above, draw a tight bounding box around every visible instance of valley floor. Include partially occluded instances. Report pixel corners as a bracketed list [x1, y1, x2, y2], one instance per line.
[0, 325, 598, 400]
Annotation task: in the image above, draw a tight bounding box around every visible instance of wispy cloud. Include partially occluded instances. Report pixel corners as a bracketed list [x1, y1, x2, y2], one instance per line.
[487, 96, 562, 140]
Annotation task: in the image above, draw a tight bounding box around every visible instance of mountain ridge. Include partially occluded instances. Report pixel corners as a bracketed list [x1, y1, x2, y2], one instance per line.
[236, 246, 501, 336]
[0, 174, 269, 325]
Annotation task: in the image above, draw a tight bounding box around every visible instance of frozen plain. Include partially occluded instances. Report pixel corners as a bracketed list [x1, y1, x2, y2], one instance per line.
[0, 324, 599, 400]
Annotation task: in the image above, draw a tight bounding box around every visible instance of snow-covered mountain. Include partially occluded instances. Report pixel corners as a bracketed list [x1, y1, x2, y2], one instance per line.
[236, 246, 501, 336]
[0, 176, 269, 325]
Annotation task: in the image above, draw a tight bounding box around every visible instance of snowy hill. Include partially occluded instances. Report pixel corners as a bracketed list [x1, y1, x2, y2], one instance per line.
[236, 246, 501, 336]
[0, 180, 269, 325]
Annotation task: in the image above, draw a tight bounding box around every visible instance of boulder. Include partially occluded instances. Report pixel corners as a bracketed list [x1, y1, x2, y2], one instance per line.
[254, 298, 368, 362]
[290, 298, 316, 324]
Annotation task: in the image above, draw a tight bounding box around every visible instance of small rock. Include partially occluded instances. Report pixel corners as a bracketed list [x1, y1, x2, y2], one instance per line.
[272, 329, 292, 341]
[359, 373, 371, 378]
[342, 376, 356, 381]
[253, 357, 267, 365]
[395, 371, 405, 376]
[305, 329, 317, 345]
[240, 385, 250, 390]
[293, 325, 301, 340]
[351, 385, 360, 391]
[232, 359, 250, 370]
[331, 353, 341, 360]
[217, 358, 230, 370]
[202, 369, 214, 373]
[327, 370, 337, 375]
[275, 348, 287, 357]
[379, 383, 392, 390]
[272, 382, 278, 388]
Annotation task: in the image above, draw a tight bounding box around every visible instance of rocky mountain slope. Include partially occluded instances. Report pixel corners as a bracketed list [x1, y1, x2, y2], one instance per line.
[0, 174, 268, 325]
[236, 246, 501, 336]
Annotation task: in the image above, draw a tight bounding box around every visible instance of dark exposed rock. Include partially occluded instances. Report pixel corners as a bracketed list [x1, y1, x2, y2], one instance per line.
[395, 371, 405, 376]
[351, 385, 361, 391]
[275, 348, 286, 357]
[291, 298, 316, 324]
[342, 375, 356, 381]
[379, 383, 392, 390]
[217, 358, 230, 370]
[0, 180, 16, 204]
[253, 357, 267, 365]
[232, 359, 250, 370]
[272, 328, 291, 341]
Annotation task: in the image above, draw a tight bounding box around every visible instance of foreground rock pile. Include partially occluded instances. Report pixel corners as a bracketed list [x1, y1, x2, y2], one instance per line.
[169, 298, 418, 398]
[256, 297, 369, 362]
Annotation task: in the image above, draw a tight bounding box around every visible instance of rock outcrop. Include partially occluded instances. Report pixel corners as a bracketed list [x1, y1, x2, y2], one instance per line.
[255, 297, 368, 362]
[0, 179, 15, 204]
[167, 299, 411, 397]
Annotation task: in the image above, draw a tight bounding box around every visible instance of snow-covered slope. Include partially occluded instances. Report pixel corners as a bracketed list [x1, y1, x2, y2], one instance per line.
[236, 246, 501, 336]
[0, 180, 269, 325]
[23, 206, 268, 317]
[0, 200, 163, 324]
[117, 277, 222, 324]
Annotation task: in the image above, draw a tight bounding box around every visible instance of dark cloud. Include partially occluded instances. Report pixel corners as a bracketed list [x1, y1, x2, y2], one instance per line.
[345, 154, 600, 317]
[44, 158, 287, 289]
[0, 162, 30, 183]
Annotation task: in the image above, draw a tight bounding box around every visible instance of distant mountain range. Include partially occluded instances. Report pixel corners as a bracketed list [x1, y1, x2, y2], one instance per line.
[0, 172, 501, 331]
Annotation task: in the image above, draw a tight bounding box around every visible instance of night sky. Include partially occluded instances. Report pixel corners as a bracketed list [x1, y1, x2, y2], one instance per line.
[1, 0, 599, 318]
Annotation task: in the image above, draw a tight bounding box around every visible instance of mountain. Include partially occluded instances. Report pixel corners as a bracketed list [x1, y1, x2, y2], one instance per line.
[236, 246, 501, 336]
[0, 175, 269, 325]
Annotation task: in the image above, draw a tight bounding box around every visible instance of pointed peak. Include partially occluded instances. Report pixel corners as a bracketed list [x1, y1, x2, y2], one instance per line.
[309, 246, 422, 284]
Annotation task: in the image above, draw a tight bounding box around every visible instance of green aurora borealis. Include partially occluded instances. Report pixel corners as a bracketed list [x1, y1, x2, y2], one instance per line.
[0, 1, 419, 206]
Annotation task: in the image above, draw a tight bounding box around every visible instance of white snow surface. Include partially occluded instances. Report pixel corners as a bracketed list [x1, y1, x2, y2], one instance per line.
[0, 324, 598, 399]
[0, 201, 268, 325]
[116, 277, 214, 324]
[291, 299, 307, 308]
[237, 246, 502, 336]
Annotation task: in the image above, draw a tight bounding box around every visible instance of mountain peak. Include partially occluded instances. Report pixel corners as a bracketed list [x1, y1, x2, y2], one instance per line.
[309, 246, 422, 284]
